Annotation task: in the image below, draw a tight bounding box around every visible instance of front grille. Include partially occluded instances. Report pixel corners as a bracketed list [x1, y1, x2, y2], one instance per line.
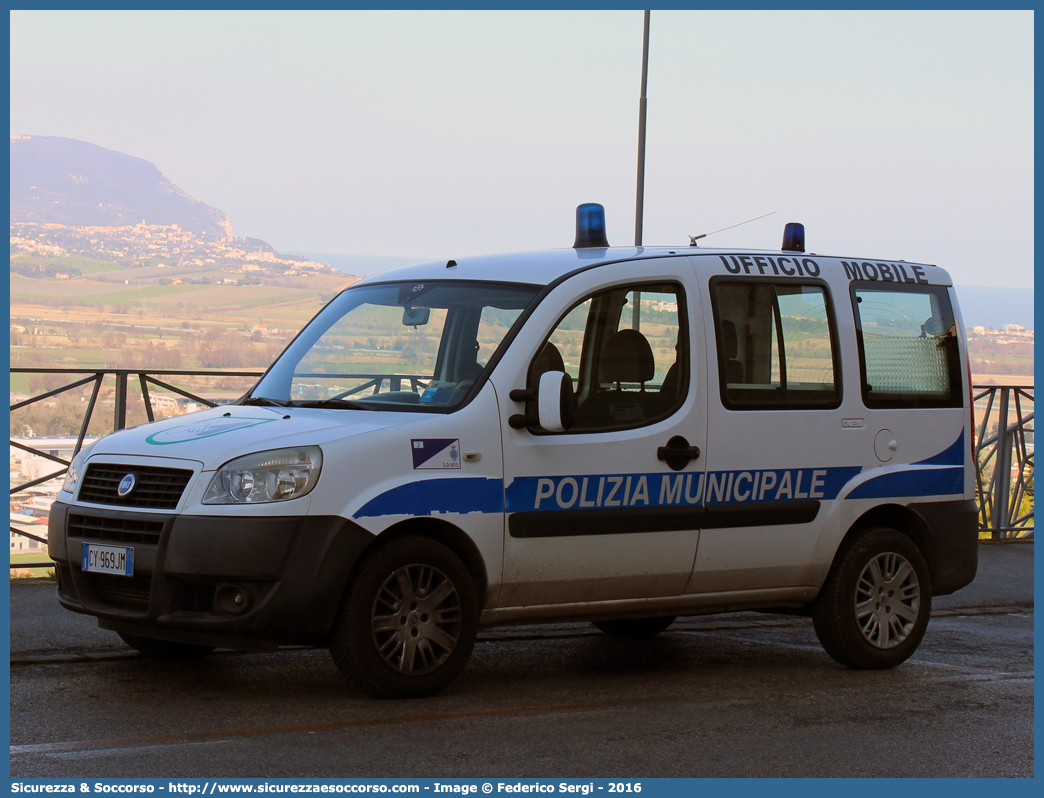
[86, 574, 152, 610]
[79, 464, 192, 510]
[69, 514, 164, 545]
[174, 581, 217, 613]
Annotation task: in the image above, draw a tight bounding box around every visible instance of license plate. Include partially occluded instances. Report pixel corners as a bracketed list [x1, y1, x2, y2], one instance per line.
[81, 543, 134, 577]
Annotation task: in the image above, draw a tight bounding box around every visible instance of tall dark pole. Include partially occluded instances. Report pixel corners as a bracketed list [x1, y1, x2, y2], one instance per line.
[634, 10, 650, 247]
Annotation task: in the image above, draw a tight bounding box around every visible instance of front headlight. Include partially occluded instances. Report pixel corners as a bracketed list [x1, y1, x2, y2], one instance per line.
[62, 440, 98, 494]
[203, 446, 323, 505]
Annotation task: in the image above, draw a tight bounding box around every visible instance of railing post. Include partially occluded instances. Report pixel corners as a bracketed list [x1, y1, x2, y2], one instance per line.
[992, 387, 1013, 540]
[114, 371, 128, 431]
[139, 372, 155, 423]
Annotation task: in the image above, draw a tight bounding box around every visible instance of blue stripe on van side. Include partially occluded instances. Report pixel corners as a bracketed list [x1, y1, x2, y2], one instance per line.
[352, 465, 964, 517]
[845, 467, 964, 500]
[353, 477, 504, 518]
[913, 430, 965, 466]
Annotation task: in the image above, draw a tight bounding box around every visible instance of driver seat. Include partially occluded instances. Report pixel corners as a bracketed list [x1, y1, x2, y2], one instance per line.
[575, 329, 656, 427]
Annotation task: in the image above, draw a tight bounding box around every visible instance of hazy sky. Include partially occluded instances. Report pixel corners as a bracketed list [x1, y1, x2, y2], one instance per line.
[10, 10, 1034, 288]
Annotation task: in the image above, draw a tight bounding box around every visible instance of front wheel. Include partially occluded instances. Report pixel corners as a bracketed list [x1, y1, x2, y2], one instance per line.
[813, 527, 932, 669]
[330, 535, 479, 698]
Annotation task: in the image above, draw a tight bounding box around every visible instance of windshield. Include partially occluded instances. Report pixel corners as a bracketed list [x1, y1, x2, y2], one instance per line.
[250, 280, 540, 411]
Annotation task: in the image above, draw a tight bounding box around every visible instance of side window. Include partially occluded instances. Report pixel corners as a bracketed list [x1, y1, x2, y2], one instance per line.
[711, 280, 840, 409]
[853, 284, 962, 408]
[529, 283, 687, 431]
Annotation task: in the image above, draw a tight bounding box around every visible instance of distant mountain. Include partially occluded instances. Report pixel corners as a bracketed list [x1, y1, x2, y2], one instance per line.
[10, 135, 232, 238]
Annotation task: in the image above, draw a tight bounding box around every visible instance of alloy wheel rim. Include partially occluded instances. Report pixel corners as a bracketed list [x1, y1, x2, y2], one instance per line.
[371, 564, 462, 675]
[854, 551, 921, 649]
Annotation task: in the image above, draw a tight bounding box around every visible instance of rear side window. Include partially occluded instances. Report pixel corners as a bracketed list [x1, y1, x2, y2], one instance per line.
[710, 279, 840, 410]
[852, 284, 963, 408]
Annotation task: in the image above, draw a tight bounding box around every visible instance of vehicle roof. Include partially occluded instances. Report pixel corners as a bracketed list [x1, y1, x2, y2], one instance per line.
[354, 246, 943, 288]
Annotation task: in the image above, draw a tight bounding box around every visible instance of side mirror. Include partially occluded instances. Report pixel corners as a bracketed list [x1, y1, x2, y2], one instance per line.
[536, 371, 576, 432]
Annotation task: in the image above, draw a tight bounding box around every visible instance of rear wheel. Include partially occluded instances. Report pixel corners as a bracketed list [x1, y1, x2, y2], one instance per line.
[330, 535, 479, 698]
[813, 527, 931, 669]
[118, 633, 214, 660]
[592, 616, 676, 639]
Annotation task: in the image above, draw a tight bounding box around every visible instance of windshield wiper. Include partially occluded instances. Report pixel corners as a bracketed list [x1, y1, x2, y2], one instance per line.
[294, 399, 375, 410]
[242, 396, 294, 407]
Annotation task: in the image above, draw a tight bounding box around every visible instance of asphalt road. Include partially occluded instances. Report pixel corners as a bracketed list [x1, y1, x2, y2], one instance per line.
[9, 543, 1034, 778]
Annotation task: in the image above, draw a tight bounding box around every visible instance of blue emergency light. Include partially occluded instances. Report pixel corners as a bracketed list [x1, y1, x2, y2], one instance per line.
[573, 203, 609, 248]
[782, 223, 805, 253]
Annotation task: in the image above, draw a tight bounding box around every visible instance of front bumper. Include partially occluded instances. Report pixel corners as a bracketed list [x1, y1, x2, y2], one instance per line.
[48, 502, 375, 650]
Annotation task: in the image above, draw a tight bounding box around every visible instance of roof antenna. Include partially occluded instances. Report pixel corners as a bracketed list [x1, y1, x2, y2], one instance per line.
[688, 211, 776, 246]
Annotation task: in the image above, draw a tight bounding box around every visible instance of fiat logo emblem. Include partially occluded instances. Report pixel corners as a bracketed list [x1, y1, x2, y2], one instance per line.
[117, 473, 136, 497]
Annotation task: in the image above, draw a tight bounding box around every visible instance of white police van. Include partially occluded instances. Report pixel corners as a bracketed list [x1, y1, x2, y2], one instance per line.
[50, 205, 977, 698]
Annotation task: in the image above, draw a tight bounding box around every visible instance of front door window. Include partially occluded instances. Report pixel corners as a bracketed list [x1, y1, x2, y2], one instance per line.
[531, 282, 686, 431]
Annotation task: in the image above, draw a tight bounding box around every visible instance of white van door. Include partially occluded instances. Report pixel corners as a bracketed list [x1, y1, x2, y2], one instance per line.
[688, 271, 856, 594]
[494, 259, 708, 607]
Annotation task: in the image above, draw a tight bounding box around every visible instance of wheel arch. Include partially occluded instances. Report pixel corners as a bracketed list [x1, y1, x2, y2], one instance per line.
[838, 503, 936, 584]
[322, 517, 490, 647]
[367, 517, 491, 604]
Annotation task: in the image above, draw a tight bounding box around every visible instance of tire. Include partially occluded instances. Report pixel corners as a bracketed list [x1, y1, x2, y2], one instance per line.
[813, 526, 932, 669]
[118, 633, 214, 660]
[330, 535, 479, 698]
[592, 616, 677, 639]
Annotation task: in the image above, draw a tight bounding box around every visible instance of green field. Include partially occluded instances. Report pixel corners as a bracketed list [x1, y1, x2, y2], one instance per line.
[11, 278, 209, 305]
[11, 260, 353, 339]
[201, 292, 324, 313]
[9, 373, 29, 393]
[11, 277, 327, 313]
[11, 346, 123, 369]
[10, 552, 55, 579]
[11, 254, 126, 274]
[10, 274, 133, 298]
[12, 351, 212, 373]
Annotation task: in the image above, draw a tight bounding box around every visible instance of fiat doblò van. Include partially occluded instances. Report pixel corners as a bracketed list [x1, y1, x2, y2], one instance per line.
[50, 205, 977, 697]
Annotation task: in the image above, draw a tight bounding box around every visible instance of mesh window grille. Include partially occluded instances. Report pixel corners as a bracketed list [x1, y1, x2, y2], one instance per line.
[856, 287, 956, 400]
[862, 335, 950, 395]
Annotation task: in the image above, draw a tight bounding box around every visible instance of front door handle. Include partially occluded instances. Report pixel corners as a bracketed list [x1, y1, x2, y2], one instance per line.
[657, 435, 701, 471]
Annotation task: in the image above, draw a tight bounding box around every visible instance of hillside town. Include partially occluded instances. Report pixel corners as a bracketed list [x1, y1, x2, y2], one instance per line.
[10, 219, 336, 277]
[967, 323, 1033, 340]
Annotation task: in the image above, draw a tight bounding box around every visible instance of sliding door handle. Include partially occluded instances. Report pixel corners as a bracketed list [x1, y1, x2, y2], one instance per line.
[657, 435, 700, 471]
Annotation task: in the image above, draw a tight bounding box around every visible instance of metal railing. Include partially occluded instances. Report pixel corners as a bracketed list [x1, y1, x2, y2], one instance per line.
[10, 368, 263, 568]
[9, 370, 1035, 570]
[973, 385, 1034, 540]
